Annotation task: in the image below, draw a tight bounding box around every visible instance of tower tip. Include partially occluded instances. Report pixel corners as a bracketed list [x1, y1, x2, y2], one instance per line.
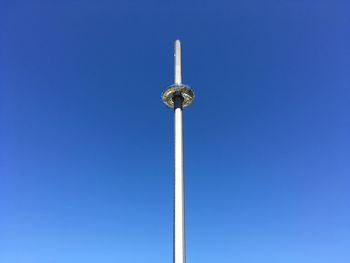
[174, 40, 182, 84]
[175, 40, 181, 50]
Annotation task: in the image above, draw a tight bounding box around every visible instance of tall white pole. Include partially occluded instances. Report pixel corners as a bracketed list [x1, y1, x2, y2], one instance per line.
[162, 40, 194, 263]
[174, 40, 182, 85]
[173, 40, 185, 263]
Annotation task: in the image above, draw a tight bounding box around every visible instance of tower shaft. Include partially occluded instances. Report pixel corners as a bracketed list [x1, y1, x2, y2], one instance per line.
[174, 40, 185, 263]
[174, 105, 185, 263]
[162, 40, 194, 263]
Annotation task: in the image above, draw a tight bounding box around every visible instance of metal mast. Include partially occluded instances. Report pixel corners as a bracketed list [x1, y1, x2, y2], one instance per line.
[162, 40, 195, 263]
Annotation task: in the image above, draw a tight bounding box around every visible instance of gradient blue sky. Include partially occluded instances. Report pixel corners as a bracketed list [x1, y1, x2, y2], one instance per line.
[1, 0, 350, 262]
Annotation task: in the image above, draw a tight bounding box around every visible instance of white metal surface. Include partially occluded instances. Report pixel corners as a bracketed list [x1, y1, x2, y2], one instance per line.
[174, 39, 185, 263]
[174, 40, 182, 84]
[174, 107, 185, 263]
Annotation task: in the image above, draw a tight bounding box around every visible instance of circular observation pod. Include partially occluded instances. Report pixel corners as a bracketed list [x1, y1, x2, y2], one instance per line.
[162, 84, 195, 108]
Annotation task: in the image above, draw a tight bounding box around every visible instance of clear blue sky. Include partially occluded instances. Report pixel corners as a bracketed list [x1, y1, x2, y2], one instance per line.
[1, 0, 349, 262]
